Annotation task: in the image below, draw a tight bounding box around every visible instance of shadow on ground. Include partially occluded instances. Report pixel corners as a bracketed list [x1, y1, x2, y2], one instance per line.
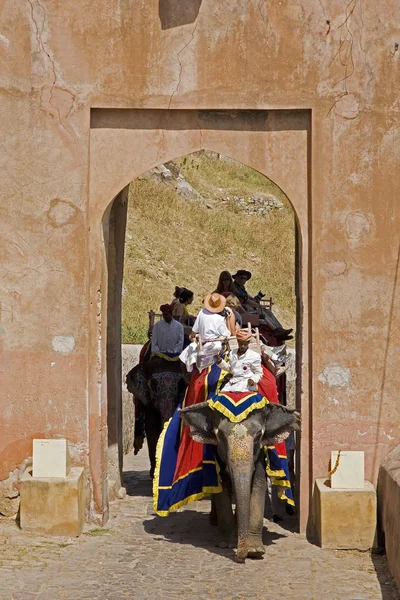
[371, 552, 400, 600]
[123, 469, 153, 497]
[263, 492, 299, 534]
[143, 506, 286, 563]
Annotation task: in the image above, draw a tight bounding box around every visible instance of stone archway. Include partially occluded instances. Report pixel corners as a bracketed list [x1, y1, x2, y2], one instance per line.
[88, 109, 311, 530]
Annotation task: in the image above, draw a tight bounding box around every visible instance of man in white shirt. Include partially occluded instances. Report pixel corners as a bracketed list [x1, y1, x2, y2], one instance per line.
[151, 304, 184, 356]
[217, 328, 263, 392]
[182, 293, 235, 371]
[191, 293, 233, 341]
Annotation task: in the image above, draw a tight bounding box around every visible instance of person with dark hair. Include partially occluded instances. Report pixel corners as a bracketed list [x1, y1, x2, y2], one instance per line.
[151, 304, 184, 356]
[171, 286, 184, 308]
[232, 270, 261, 308]
[214, 271, 236, 298]
[232, 269, 293, 342]
[172, 288, 194, 320]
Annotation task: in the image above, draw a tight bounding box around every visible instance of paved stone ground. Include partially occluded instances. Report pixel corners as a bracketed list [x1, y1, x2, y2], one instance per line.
[0, 448, 399, 600]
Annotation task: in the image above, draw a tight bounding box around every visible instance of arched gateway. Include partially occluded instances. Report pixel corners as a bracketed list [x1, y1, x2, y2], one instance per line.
[89, 109, 311, 529]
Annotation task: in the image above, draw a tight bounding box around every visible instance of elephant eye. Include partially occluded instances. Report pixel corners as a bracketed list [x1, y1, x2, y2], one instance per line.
[214, 427, 225, 440]
[253, 431, 262, 446]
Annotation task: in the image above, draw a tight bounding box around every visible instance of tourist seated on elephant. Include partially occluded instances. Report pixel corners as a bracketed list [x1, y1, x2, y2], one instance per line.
[151, 303, 184, 358]
[190, 292, 236, 341]
[171, 285, 184, 309]
[172, 288, 195, 326]
[213, 270, 236, 298]
[232, 269, 293, 342]
[216, 328, 262, 392]
[225, 294, 242, 329]
[232, 269, 259, 309]
[179, 292, 236, 374]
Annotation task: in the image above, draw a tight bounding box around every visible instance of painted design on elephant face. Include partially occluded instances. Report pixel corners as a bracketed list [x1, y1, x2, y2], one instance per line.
[228, 426, 253, 464]
[233, 423, 247, 438]
[151, 372, 184, 423]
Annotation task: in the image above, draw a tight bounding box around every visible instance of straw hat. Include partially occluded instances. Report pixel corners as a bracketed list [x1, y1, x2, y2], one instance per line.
[236, 329, 252, 342]
[203, 293, 226, 314]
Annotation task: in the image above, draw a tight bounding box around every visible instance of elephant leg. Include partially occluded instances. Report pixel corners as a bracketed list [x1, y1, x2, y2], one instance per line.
[144, 406, 162, 479]
[247, 457, 266, 559]
[209, 495, 218, 526]
[213, 473, 236, 549]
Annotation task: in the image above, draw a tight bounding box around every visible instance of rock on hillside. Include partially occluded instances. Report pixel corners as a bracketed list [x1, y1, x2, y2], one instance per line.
[139, 155, 284, 216]
[139, 162, 203, 203]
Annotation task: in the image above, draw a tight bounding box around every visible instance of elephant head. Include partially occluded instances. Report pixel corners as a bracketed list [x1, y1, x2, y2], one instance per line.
[179, 402, 300, 561]
[149, 372, 187, 424]
[126, 364, 150, 406]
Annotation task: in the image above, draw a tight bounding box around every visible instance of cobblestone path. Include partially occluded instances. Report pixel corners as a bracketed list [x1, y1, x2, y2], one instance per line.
[0, 448, 399, 600]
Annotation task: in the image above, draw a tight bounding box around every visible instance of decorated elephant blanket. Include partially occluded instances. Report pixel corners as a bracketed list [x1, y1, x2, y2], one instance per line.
[153, 362, 223, 516]
[153, 363, 294, 516]
[258, 366, 295, 507]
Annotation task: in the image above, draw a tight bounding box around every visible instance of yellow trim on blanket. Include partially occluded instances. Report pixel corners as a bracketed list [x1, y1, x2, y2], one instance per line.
[157, 460, 217, 489]
[153, 417, 171, 514]
[266, 468, 287, 478]
[216, 392, 267, 407]
[152, 353, 180, 362]
[270, 478, 291, 488]
[278, 488, 295, 506]
[155, 485, 222, 517]
[204, 365, 210, 402]
[264, 448, 288, 478]
[207, 395, 269, 423]
[216, 367, 229, 393]
[153, 415, 222, 517]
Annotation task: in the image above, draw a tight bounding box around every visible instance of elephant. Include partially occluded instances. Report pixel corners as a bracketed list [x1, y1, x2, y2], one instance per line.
[179, 401, 300, 563]
[126, 358, 189, 477]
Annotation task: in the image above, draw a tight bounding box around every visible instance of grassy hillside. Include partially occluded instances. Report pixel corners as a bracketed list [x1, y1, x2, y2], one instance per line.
[122, 153, 296, 344]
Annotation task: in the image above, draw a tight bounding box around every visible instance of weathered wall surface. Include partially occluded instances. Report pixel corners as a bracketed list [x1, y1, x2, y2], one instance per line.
[378, 445, 400, 589]
[1, 0, 399, 524]
[121, 344, 142, 456]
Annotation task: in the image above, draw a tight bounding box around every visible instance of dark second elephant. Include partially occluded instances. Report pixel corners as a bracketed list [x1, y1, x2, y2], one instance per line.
[126, 358, 188, 477]
[179, 402, 300, 563]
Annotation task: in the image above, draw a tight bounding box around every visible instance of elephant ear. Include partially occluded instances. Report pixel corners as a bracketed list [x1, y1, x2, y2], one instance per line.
[262, 404, 300, 446]
[178, 402, 217, 445]
[126, 364, 150, 406]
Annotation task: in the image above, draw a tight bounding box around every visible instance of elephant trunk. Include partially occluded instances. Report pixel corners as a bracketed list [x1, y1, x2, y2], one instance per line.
[228, 436, 254, 563]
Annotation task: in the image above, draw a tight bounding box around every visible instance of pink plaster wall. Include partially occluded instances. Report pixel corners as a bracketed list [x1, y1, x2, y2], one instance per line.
[1, 0, 400, 525]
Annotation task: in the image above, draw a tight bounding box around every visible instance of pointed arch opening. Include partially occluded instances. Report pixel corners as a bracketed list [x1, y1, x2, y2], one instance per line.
[88, 108, 311, 530]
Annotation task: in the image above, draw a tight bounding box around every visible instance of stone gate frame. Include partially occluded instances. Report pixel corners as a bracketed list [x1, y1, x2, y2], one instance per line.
[88, 108, 312, 531]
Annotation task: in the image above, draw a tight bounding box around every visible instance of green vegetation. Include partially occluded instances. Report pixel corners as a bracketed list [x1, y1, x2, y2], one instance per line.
[177, 153, 285, 199]
[84, 527, 112, 537]
[122, 152, 296, 344]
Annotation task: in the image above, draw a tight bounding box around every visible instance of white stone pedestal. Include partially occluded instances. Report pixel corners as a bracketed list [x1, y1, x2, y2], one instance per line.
[314, 478, 377, 550]
[20, 467, 86, 537]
